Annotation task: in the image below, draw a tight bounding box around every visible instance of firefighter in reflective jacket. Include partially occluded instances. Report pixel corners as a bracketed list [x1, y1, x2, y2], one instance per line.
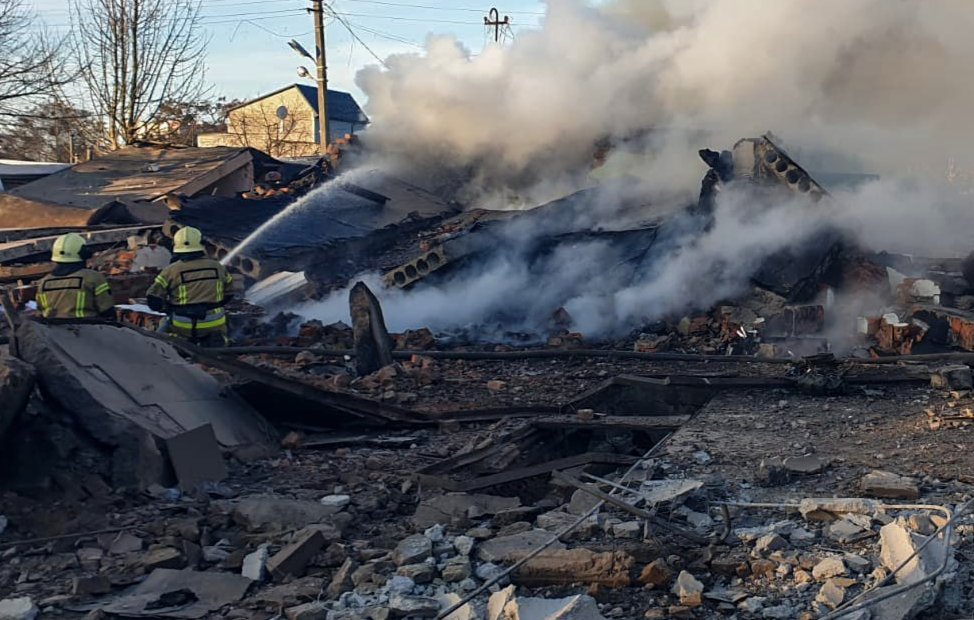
[36, 233, 114, 319]
[146, 226, 234, 346]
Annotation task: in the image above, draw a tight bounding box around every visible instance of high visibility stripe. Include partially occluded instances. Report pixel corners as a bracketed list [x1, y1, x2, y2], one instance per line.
[37, 293, 48, 314]
[215, 279, 224, 302]
[171, 315, 227, 330]
[95, 283, 110, 296]
[178, 285, 188, 305]
[154, 274, 168, 288]
[75, 291, 87, 318]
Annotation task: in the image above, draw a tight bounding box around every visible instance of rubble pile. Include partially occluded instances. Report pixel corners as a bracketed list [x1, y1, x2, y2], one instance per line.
[5, 135, 974, 620]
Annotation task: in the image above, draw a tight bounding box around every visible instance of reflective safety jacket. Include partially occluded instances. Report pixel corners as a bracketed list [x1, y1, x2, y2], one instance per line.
[146, 257, 234, 337]
[36, 268, 114, 319]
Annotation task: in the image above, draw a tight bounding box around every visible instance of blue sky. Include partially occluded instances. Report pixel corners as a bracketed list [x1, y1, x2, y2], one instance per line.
[28, 0, 547, 106]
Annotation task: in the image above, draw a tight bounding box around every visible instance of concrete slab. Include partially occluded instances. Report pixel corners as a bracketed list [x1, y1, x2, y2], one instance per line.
[165, 424, 228, 491]
[98, 568, 252, 619]
[17, 322, 276, 488]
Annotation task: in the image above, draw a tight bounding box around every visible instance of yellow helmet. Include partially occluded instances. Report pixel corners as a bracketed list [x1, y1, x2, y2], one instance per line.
[51, 233, 88, 263]
[173, 226, 205, 254]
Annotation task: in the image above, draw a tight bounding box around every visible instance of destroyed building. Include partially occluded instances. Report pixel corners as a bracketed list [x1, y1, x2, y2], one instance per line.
[1, 132, 974, 620]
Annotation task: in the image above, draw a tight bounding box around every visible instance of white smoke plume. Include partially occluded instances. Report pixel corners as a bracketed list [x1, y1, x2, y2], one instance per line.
[358, 0, 974, 201]
[290, 1, 974, 341]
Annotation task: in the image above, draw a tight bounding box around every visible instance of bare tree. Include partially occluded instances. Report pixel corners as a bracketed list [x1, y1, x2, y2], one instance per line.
[0, 0, 70, 126]
[226, 104, 309, 158]
[70, 0, 208, 148]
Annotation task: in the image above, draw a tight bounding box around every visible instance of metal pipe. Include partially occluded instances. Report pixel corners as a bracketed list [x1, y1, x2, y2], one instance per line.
[435, 433, 675, 620]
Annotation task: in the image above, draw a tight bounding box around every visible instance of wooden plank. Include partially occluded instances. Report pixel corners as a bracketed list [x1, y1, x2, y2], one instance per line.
[175, 150, 253, 197]
[461, 452, 639, 491]
[533, 415, 690, 431]
[0, 263, 52, 283]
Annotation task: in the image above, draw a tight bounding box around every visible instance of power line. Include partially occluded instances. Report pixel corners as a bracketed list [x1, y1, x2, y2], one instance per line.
[325, 7, 388, 67]
[28, 8, 307, 28]
[335, 0, 544, 16]
[321, 11, 482, 25]
[354, 23, 424, 48]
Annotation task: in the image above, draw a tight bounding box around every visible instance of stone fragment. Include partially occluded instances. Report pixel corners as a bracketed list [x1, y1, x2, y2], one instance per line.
[761, 604, 795, 619]
[387, 575, 415, 594]
[682, 510, 713, 529]
[826, 519, 870, 544]
[515, 549, 633, 588]
[0, 598, 37, 620]
[414, 493, 521, 529]
[755, 458, 790, 487]
[494, 507, 542, 527]
[638, 558, 672, 588]
[754, 533, 788, 555]
[319, 495, 351, 509]
[285, 601, 329, 620]
[267, 528, 326, 579]
[141, 547, 185, 570]
[502, 593, 607, 620]
[350, 282, 394, 376]
[789, 527, 816, 545]
[423, 524, 445, 542]
[441, 558, 471, 583]
[487, 586, 515, 620]
[437, 593, 477, 620]
[640, 479, 704, 506]
[72, 575, 111, 596]
[393, 534, 432, 566]
[232, 496, 344, 531]
[931, 365, 973, 390]
[793, 569, 813, 584]
[453, 535, 475, 556]
[798, 498, 880, 521]
[843, 554, 871, 573]
[476, 562, 506, 583]
[486, 380, 507, 392]
[611, 521, 642, 539]
[388, 594, 440, 618]
[860, 471, 920, 500]
[327, 558, 357, 599]
[749, 559, 776, 577]
[477, 530, 564, 564]
[782, 455, 827, 474]
[812, 557, 847, 580]
[107, 532, 143, 555]
[816, 579, 845, 609]
[671, 571, 704, 608]
[567, 488, 601, 516]
[536, 511, 598, 539]
[242, 546, 269, 582]
[397, 563, 435, 584]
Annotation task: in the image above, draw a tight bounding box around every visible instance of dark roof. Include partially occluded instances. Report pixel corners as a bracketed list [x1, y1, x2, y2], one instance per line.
[230, 84, 369, 125]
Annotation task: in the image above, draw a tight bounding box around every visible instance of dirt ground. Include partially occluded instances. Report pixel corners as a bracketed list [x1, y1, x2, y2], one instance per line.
[3, 356, 974, 619]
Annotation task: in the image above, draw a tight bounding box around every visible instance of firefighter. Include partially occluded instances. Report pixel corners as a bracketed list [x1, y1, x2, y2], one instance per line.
[146, 226, 234, 346]
[36, 233, 114, 320]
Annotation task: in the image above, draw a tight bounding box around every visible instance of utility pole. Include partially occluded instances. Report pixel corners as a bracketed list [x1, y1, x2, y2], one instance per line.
[484, 7, 510, 43]
[309, 0, 330, 153]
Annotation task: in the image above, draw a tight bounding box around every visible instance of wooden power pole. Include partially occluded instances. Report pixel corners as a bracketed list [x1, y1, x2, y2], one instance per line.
[310, 0, 330, 153]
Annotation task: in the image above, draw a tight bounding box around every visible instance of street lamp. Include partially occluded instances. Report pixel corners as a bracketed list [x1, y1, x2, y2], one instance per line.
[287, 36, 329, 152]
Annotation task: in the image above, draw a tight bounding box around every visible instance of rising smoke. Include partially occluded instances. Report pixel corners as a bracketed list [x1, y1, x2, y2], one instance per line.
[294, 0, 974, 340]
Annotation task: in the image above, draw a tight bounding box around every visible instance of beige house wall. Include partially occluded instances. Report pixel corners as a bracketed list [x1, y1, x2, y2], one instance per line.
[211, 87, 320, 158]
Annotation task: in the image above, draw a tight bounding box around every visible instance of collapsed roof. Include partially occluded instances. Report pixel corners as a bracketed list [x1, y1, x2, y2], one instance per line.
[0, 146, 272, 229]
